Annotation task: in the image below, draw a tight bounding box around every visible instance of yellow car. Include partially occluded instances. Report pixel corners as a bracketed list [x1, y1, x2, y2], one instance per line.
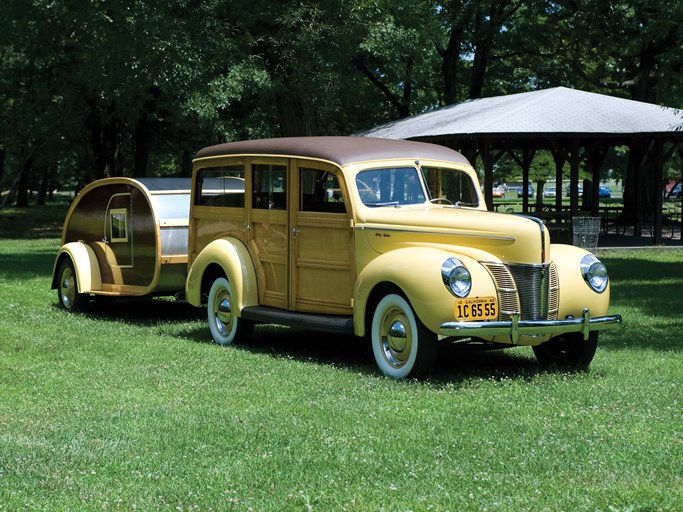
[184, 137, 621, 378]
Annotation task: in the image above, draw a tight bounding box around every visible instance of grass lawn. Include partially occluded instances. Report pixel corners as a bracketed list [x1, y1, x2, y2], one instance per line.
[0, 206, 681, 510]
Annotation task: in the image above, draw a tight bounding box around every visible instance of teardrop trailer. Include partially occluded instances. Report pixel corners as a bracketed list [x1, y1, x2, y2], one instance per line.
[52, 178, 193, 309]
[53, 137, 621, 378]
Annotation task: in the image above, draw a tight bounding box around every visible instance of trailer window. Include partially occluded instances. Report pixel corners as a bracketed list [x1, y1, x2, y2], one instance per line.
[196, 166, 245, 207]
[110, 208, 128, 242]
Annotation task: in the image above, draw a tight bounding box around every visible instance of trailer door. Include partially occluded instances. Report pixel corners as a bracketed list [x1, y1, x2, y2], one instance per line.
[104, 193, 133, 269]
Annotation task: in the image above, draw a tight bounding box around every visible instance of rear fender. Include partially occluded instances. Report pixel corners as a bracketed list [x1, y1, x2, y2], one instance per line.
[186, 237, 258, 312]
[51, 242, 102, 293]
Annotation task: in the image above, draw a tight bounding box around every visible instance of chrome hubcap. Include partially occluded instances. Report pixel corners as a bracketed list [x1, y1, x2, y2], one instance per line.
[213, 289, 233, 337]
[60, 269, 76, 309]
[380, 310, 412, 368]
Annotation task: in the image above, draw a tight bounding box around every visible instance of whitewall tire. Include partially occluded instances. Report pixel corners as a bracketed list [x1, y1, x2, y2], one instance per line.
[371, 293, 437, 379]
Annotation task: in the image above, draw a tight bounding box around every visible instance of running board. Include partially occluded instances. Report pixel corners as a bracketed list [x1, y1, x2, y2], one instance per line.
[240, 306, 355, 335]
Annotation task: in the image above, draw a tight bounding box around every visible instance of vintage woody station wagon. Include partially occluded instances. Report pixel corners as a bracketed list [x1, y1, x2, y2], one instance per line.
[54, 137, 621, 378]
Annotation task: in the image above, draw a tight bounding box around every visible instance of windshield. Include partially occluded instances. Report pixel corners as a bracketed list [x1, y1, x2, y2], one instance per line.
[355, 167, 427, 207]
[423, 166, 479, 207]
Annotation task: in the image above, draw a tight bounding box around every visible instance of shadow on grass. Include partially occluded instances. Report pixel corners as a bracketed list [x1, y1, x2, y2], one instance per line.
[58, 296, 203, 327]
[0, 203, 69, 240]
[241, 328, 589, 383]
[0, 245, 58, 279]
[43, 249, 683, 378]
[600, 254, 683, 352]
[60, 297, 600, 382]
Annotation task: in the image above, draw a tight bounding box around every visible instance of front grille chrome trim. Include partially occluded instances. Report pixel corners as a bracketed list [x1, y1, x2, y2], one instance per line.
[482, 261, 559, 322]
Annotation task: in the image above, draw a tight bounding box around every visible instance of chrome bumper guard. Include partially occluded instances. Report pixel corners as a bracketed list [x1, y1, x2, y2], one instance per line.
[440, 309, 622, 344]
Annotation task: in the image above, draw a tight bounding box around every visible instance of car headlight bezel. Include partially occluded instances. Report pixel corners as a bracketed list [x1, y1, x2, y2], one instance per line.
[441, 257, 472, 298]
[580, 254, 609, 293]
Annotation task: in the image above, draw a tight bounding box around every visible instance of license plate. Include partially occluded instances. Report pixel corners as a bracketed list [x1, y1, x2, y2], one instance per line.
[454, 296, 498, 321]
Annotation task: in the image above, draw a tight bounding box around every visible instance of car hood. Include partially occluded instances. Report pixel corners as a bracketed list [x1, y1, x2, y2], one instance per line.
[359, 205, 549, 264]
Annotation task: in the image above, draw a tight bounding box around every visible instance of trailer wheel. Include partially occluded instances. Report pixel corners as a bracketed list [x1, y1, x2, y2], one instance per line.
[57, 258, 88, 311]
[207, 277, 253, 345]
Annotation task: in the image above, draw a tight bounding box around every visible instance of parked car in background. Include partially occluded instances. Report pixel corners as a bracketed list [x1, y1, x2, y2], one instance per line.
[599, 185, 612, 198]
[492, 185, 506, 198]
[543, 186, 556, 198]
[517, 184, 534, 198]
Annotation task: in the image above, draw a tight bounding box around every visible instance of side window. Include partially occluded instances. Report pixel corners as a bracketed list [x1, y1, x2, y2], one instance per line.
[300, 168, 346, 213]
[253, 164, 287, 210]
[110, 208, 128, 242]
[196, 166, 245, 207]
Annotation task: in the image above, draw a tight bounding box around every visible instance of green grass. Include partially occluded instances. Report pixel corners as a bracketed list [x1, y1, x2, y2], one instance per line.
[1, 236, 682, 510]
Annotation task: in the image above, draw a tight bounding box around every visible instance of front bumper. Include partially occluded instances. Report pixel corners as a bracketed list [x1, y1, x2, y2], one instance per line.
[440, 309, 622, 344]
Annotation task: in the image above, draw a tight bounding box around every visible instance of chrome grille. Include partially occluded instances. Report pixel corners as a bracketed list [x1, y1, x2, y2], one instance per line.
[483, 262, 560, 321]
[547, 262, 559, 320]
[482, 263, 519, 321]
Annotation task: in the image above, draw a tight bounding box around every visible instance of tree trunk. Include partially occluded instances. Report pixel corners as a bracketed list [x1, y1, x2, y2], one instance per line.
[180, 149, 192, 178]
[275, 81, 319, 136]
[37, 165, 48, 205]
[468, 9, 491, 100]
[90, 110, 124, 179]
[16, 155, 34, 208]
[133, 113, 151, 178]
[440, 27, 464, 105]
[0, 147, 5, 196]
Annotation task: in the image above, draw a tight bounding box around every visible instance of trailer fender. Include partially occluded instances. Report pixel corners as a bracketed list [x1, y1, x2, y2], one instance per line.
[51, 242, 102, 293]
[186, 237, 258, 313]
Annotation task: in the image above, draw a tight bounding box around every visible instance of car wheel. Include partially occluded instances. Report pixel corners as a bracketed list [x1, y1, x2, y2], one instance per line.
[532, 332, 598, 369]
[371, 293, 437, 379]
[57, 258, 88, 311]
[208, 277, 253, 345]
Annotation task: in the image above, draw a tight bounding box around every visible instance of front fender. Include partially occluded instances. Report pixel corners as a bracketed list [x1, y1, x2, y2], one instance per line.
[353, 247, 497, 336]
[51, 242, 102, 293]
[186, 237, 258, 313]
[550, 243, 611, 318]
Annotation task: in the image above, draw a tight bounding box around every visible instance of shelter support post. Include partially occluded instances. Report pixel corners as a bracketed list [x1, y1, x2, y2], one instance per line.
[653, 139, 664, 245]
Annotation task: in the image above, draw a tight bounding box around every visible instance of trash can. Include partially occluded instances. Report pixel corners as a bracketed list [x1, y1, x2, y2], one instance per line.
[572, 216, 601, 253]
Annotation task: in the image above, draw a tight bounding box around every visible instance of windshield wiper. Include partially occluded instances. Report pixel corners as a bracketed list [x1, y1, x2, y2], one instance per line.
[365, 201, 400, 208]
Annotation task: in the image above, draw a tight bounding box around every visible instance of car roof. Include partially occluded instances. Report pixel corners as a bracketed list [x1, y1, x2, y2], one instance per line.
[194, 136, 470, 167]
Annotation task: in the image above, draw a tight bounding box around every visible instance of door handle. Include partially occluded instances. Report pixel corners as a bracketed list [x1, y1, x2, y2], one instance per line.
[291, 227, 300, 239]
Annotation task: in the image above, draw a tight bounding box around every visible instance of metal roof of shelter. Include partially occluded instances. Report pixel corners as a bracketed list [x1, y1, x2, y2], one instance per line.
[360, 87, 683, 140]
[360, 87, 683, 245]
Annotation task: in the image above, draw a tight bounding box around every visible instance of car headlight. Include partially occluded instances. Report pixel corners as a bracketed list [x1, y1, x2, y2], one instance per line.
[441, 257, 472, 298]
[580, 254, 609, 293]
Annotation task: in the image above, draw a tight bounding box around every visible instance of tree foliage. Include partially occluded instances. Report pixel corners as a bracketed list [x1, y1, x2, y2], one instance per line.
[1, 0, 682, 206]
